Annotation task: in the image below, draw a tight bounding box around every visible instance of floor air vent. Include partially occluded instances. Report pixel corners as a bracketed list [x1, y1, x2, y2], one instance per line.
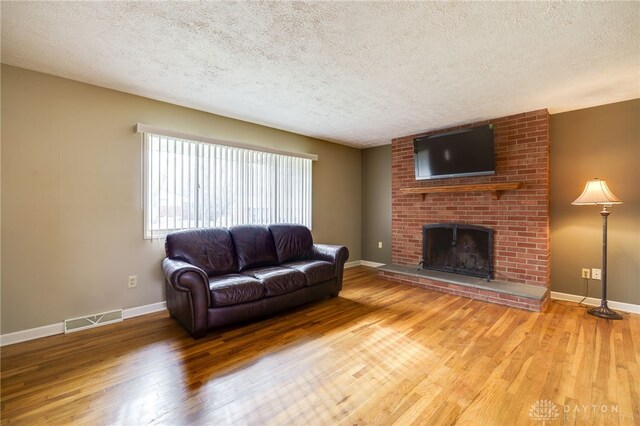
[64, 309, 123, 333]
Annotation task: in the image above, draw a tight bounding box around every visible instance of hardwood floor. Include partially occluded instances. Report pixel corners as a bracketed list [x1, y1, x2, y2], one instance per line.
[2, 266, 639, 425]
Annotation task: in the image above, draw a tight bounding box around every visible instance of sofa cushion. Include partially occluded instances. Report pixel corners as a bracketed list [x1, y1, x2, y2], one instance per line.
[230, 225, 279, 271]
[242, 266, 306, 297]
[282, 260, 335, 286]
[209, 274, 265, 307]
[165, 228, 237, 276]
[269, 224, 313, 263]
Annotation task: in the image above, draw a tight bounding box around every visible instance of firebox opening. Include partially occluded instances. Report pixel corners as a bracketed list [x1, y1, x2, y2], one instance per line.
[421, 224, 493, 281]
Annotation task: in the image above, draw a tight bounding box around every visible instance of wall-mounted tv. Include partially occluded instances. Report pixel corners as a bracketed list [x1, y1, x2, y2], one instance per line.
[413, 124, 495, 180]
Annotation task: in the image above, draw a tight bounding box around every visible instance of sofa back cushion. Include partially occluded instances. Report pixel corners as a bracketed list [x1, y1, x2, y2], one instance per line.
[230, 225, 279, 271]
[165, 228, 238, 276]
[269, 224, 313, 263]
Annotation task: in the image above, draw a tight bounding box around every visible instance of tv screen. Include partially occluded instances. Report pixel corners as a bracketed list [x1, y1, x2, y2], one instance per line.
[413, 124, 495, 180]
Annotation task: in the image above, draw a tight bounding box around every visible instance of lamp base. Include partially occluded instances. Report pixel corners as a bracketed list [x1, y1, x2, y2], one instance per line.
[587, 304, 623, 320]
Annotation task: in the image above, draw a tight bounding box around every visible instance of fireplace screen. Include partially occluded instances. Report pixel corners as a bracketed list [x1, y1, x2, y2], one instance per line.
[421, 224, 493, 280]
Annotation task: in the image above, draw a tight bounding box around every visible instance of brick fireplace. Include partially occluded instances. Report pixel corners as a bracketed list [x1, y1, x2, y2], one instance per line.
[380, 109, 550, 311]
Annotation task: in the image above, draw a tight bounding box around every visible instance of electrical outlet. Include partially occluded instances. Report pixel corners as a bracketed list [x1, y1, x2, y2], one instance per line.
[378, 242, 383, 249]
[592, 268, 601, 280]
[128, 275, 137, 288]
[581, 268, 590, 279]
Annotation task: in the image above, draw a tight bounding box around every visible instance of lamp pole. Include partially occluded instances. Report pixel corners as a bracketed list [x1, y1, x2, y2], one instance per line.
[587, 205, 622, 319]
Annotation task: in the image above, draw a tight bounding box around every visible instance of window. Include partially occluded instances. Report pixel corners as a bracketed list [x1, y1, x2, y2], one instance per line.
[142, 131, 312, 239]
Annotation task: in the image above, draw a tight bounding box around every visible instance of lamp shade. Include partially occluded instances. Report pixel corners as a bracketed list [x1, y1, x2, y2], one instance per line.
[572, 178, 622, 205]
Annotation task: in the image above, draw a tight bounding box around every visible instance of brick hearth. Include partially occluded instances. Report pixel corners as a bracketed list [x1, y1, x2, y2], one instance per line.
[386, 109, 550, 311]
[379, 265, 549, 312]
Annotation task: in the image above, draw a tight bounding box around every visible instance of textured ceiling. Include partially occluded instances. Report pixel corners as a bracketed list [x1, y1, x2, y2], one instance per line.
[2, 2, 638, 147]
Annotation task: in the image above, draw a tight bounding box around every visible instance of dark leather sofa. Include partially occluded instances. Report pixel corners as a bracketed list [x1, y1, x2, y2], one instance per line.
[162, 224, 349, 338]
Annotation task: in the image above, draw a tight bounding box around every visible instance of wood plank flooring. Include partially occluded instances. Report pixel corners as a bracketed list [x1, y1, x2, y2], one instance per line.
[2, 266, 639, 425]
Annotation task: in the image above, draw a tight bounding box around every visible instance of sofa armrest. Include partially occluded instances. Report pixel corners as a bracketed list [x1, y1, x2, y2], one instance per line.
[311, 244, 349, 265]
[311, 244, 349, 292]
[162, 258, 210, 337]
[162, 258, 211, 305]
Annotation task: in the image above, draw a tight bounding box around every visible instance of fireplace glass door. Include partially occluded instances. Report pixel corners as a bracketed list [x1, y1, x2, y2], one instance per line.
[422, 224, 493, 280]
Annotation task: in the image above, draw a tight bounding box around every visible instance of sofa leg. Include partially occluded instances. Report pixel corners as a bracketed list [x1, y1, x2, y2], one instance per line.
[191, 329, 207, 339]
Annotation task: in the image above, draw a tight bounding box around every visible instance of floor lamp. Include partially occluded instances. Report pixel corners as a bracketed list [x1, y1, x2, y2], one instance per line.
[572, 178, 623, 320]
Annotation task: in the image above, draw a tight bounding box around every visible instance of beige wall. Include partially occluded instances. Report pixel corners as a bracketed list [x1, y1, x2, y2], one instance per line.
[550, 99, 639, 305]
[361, 145, 392, 264]
[1, 65, 362, 334]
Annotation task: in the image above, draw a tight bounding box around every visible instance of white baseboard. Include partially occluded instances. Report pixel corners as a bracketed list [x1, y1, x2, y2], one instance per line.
[0, 323, 65, 347]
[0, 302, 167, 347]
[360, 260, 385, 268]
[123, 301, 167, 319]
[551, 291, 640, 314]
[345, 260, 386, 269]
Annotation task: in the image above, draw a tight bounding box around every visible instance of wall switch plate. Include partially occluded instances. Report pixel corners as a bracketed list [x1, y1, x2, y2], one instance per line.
[128, 275, 137, 288]
[591, 268, 602, 280]
[581, 268, 590, 279]
[378, 242, 383, 249]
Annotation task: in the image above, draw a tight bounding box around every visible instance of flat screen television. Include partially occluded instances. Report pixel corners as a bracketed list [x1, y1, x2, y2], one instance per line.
[413, 124, 495, 180]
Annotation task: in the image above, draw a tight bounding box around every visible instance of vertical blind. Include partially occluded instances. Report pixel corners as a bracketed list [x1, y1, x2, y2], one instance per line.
[143, 132, 312, 239]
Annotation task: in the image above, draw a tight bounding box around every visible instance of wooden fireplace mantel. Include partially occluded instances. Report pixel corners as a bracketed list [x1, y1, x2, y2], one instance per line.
[400, 182, 522, 201]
